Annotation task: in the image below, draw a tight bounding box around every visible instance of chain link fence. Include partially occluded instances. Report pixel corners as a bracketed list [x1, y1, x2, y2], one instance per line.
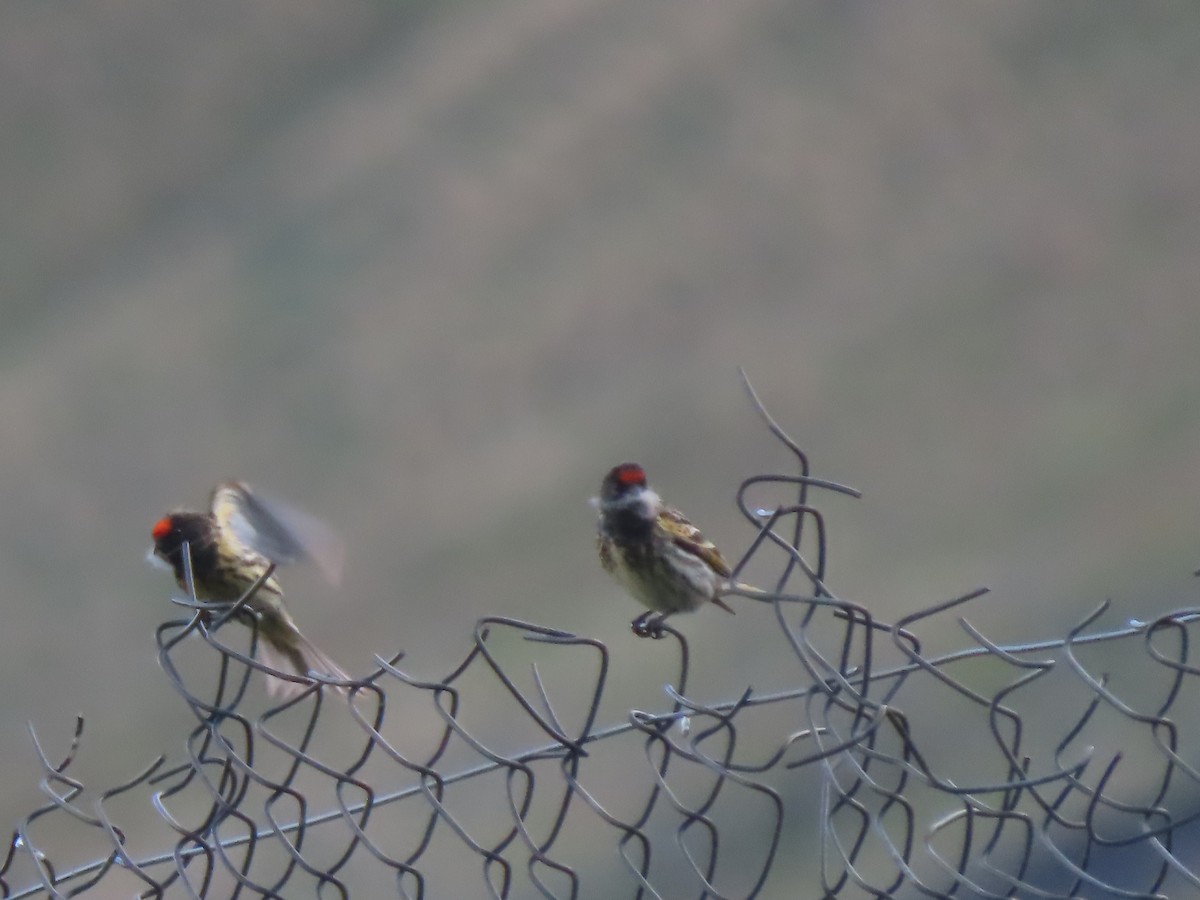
[5, 376, 1200, 898]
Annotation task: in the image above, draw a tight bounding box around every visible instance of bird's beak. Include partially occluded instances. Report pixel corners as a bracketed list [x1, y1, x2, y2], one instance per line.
[145, 546, 172, 571]
[588, 496, 601, 509]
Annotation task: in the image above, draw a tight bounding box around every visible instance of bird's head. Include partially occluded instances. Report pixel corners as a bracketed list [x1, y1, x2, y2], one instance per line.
[594, 462, 661, 520]
[148, 512, 212, 575]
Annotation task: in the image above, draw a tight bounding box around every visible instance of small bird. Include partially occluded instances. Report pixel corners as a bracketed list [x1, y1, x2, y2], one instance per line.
[150, 481, 350, 698]
[594, 462, 735, 637]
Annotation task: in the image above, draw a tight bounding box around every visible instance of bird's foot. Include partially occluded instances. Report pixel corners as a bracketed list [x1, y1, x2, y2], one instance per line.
[631, 612, 668, 639]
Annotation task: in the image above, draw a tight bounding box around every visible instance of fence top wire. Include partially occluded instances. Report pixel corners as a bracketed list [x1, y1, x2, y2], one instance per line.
[6, 368, 1200, 899]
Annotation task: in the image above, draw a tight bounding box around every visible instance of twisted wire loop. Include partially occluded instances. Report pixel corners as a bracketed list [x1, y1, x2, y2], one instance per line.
[7, 375, 1200, 897]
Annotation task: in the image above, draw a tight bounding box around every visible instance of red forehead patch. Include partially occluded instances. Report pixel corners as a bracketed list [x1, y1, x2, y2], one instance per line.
[615, 464, 646, 486]
[151, 517, 174, 541]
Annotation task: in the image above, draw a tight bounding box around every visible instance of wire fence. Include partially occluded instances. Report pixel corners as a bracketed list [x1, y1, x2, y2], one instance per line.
[6, 375, 1200, 898]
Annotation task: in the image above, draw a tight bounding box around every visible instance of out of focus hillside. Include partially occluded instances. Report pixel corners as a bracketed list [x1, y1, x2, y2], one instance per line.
[4, 1, 1200, 889]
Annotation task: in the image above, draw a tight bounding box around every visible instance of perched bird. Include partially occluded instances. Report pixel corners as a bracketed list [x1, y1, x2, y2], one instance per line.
[150, 481, 350, 698]
[594, 462, 735, 637]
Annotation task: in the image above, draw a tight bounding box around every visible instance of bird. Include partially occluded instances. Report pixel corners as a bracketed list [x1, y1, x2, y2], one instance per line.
[594, 462, 735, 637]
[149, 481, 350, 698]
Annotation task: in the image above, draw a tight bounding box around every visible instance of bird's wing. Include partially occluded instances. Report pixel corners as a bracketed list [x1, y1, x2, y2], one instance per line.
[210, 481, 345, 585]
[657, 507, 732, 578]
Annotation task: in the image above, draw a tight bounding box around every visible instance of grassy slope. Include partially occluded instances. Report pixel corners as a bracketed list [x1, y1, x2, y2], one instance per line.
[3, 1, 1200, 890]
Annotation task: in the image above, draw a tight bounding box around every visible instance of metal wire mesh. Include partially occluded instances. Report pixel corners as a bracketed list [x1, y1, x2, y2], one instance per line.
[6, 373, 1200, 899]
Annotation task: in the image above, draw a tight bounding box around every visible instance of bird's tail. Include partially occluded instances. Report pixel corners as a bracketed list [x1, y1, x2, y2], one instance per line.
[723, 580, 766, 596]
[256, 620, 352, 700]
[711, 580, 771, 613]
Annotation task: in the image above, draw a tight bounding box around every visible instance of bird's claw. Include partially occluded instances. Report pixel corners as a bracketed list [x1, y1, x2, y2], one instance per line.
[631, 613, 668, 639]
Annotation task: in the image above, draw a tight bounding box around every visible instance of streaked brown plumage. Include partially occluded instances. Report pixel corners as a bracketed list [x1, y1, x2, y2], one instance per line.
[150, 481, 349, 698]
[595, 462, 734, 637]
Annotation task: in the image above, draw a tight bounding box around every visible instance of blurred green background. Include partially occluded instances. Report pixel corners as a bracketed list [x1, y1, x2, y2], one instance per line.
[4, 0, 1200, 894]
